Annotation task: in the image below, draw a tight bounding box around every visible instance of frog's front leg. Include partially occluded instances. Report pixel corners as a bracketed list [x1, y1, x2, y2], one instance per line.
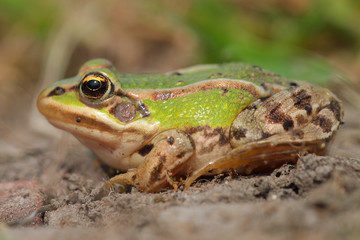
[185, 82, 343, 187]
[108, 129, 194, 192]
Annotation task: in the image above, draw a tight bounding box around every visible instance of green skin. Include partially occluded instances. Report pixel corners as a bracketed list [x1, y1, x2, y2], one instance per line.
[37, 59, 342, 192]
[49, 60, 291, 130]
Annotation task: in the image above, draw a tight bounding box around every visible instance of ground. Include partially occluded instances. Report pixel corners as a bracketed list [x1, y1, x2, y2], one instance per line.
[0, 103, 360, 240]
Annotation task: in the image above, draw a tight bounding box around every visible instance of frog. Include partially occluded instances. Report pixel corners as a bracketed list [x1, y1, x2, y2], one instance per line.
[37, 58, 343, 192]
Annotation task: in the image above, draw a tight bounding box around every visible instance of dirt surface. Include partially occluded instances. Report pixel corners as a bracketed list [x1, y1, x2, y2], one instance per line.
[0, 102, 359, 240]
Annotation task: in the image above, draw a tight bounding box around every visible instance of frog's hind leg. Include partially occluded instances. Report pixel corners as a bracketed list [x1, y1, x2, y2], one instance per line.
[184, 138, 326, 188]
[107, 129, 194, 192]
[185, 82, 343, 188]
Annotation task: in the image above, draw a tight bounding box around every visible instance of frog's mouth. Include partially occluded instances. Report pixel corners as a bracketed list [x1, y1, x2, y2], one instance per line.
[38, 87, 118, 134]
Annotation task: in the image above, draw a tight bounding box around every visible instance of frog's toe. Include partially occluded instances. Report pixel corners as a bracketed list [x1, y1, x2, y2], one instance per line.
[106, 171, 136, 192]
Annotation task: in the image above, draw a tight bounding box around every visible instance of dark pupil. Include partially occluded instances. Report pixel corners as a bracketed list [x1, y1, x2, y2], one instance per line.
[86, 79, 101, 91]
[81, 75, 108, 99]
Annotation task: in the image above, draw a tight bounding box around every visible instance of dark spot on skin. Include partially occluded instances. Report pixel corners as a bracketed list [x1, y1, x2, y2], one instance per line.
[285, 183, 299, 194]
[132, 174, 137, 181]
[305, 105, 312, 115]
[312, 116, 333, 133]
[47, 86, 65, 97]
[176, 151, 186, 159]
[149, 156, 165, 183]
[138, 144, 154, 156]
[291, 89, 312, 113]
[260, 83, 268, 91]
[283, 119, 294, 131]
[186, 125, 228, 138]
[112, 102, 136, 123]
[137, 101, 150, 117]
[293, 130, 304, 139]
[260, 97, 268, 102]
[289, 82, 298, 87]
[261, 132, 272, 139]
[246, 103, 258, 110]
[267, 103, 294, 131]
[232, 128, 247, 140]
[222, 88, 229, 95]
[76, 117, 81, 123]
[167, 136, 174, 145]
[172, 72, 182, 76]
[219, 132, 229, 146]
[327, 99, 342, 121]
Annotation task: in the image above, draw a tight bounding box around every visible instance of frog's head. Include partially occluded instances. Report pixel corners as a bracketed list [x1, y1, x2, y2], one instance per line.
[37, 59, 159, 168]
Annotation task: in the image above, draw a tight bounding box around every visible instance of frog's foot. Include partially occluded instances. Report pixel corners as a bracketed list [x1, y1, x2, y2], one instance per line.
[185, 82, 343, 188]
[109, 129, 194, 192]
[106, 171, 136, 192]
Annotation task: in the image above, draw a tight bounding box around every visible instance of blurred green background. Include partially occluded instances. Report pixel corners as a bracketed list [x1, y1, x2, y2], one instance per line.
[0, 0, 359, 120]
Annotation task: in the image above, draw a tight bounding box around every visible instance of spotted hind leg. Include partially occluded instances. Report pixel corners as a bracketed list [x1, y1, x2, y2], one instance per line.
[184, 82, 343, 188]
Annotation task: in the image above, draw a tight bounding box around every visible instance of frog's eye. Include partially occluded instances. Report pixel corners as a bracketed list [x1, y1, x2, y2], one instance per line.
[79, 72, 113, 101]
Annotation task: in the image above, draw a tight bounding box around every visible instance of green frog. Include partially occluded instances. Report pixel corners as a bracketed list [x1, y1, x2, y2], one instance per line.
[37, 59, 343, 192]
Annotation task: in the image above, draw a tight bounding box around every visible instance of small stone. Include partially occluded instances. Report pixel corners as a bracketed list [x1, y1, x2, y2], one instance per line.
[0, 180, 47, 226]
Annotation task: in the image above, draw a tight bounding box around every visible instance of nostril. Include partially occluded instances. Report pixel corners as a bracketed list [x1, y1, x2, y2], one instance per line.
[47, 87, 65, 97]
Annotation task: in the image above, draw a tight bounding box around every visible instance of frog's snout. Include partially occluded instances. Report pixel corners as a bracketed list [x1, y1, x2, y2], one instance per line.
[37, 85, 65, 118]
[37, 88, 51, 118]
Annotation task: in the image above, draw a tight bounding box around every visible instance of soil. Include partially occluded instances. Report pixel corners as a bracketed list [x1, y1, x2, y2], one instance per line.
[1, 103, 360, 240]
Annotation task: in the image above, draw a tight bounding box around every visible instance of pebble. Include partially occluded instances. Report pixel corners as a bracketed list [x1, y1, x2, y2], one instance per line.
[0, 180, 47, 226]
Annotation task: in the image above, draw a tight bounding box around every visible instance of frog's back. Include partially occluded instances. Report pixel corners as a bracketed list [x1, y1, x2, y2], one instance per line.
[119, 63, 293, 130]
[118, 63, 291, 90]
